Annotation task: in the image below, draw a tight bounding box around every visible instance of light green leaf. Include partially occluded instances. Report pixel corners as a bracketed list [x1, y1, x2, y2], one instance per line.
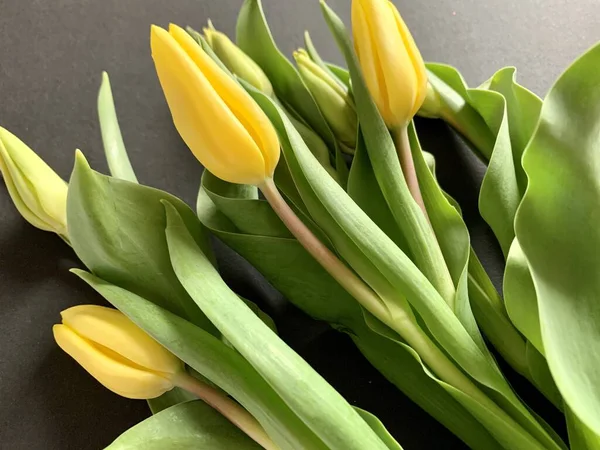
[75, 270, 326, 450]
[326, 63, 350, 88]
[353, 407, 403, 450]
[97, 72, 138, 183]
[165, 202, 390, 450]
[106, 400, 262, 450]
[304, 31, 347, 91]
[515, 42, 600, 436]
[66, 152, 217, 334]
[567, 406, 600, 450]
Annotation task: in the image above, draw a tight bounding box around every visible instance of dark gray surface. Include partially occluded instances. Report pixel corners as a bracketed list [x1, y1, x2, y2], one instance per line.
[0, 0, 597, 449]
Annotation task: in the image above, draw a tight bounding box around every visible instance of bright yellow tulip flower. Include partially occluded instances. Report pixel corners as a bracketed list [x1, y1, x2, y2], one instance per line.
[151, 24, 280, 186]
[352, 0, 427, 128]
[53, 305, 182, 399]
[0, 127, 68, 239]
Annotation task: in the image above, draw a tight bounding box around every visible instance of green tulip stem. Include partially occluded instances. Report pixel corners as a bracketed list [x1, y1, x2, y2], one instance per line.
[391, 125, 429, 221]
[173, 371, 278, 450]
[260, 177, 546, 449]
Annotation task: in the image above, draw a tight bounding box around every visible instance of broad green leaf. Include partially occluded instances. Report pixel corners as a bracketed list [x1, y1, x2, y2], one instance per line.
[567, 406, 600, 450]
[164, 203, 390, 450]
[320, 1, 456, 307]
[515, 42, 600, 436]
[75, 270, 326, 450]
[97, 72, 138, 183]
[197, 185, 505, 450]
[246, 68, 563, 449]
[148, 388, 196, 414]
[66, 152, 217, 334]
[479, 67, 542, 194]
[106, 400, 262, 450]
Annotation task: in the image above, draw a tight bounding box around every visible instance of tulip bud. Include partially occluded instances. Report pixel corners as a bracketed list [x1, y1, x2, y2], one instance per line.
[352, 0, 427, 128]
[294, 49, 357, 148]
[203, 26, 274, 97]
[53, 305, 182, 399]
[0, 127, 68, 239]
[151, 24, 280, 186]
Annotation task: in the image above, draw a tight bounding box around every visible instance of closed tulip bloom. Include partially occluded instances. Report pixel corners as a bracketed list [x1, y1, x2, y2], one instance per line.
[294, 49, 357, 148]
[352, 0, 427, 128]
[53, 305, 182, 399]
[0, 127, 68, 239]
[203, 26, 274, 96]
[151, 24, 280, 186]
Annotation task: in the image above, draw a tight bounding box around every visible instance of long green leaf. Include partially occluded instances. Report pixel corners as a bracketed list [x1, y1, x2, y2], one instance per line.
[97, 72, 138, 183]
[67, 151, 217, 334]
[164, 202, 390, 450]
[75, 270, 326, 450]
[106, 400, 261, 450]
[515, 42, 600, 436]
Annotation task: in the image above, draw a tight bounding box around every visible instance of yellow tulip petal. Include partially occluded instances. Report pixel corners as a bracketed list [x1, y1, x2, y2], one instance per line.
[61, 305, 181, 374]
[53, 324, 174, 399]
[352, 0, 388, 121]
[390, 3, 428, 117]
[151, 25, 267, 185]
[168, 25, 280, 178]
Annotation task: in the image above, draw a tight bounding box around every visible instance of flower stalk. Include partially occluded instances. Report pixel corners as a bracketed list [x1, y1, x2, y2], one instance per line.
[173, 372, 278, 450]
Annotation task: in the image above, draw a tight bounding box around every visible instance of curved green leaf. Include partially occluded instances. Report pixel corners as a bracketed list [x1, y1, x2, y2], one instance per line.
[164, 203, 389, 450]
[66, 152, 217, 334]
[516, 42, 600, 435]
[106, 400, 262, 450]
[97, 72, 138, 183]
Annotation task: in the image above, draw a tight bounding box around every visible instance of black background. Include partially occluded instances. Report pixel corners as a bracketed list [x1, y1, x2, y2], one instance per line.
[0, 0, 598, 449]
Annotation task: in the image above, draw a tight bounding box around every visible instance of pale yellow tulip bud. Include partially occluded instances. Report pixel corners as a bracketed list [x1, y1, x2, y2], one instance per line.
[0, 127, 68, 239]
[53, 305, 182, 399]
[294, 49, 357, 148]
[352, 0, 428, 128]
[151, 24, 280, 186]
[203, 26, 274, 96]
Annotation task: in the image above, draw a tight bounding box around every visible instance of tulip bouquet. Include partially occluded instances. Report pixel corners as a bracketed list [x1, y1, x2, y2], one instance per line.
[2, 0, 600, 449]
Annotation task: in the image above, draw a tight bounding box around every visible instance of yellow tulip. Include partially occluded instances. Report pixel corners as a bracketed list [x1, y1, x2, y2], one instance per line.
[203, 26, 274, 96]
[294, 49, 357, 148]
[352, 0, 427, 128]
[53, 305, 182, 399]
[0, 127, 68, 239]
[151, 24, 280, 186]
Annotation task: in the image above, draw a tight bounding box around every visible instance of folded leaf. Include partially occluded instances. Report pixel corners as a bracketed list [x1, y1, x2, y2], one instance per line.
[67, 152, 217, 333]
[515, 42, 600, 436]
